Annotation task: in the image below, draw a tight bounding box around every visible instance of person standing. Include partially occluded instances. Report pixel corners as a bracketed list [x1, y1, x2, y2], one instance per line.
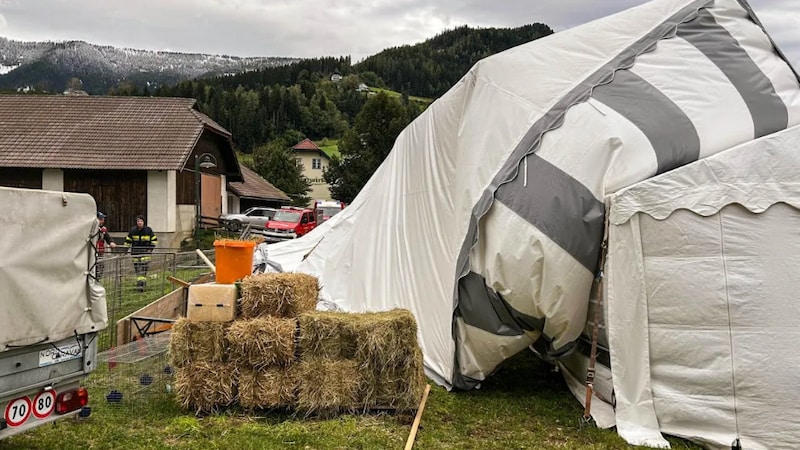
[95, 212, 117, 280]
[125, 215, 158, 292]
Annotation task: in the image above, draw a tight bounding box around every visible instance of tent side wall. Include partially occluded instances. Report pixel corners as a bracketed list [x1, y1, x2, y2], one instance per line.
[606, 125, 800, 449]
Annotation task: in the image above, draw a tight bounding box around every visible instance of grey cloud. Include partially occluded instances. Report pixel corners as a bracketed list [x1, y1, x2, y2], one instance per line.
[0, 0, 797, 67]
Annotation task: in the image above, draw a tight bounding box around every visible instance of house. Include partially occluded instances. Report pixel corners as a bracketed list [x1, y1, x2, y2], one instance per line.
[330, 73, 343, 83]
[226, 165, 291, 212]
[291, 138, 333, 203]
[0, 95, 243, 248]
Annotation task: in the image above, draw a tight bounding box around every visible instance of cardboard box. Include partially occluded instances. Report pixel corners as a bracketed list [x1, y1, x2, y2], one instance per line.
[186, 283, 238, 322]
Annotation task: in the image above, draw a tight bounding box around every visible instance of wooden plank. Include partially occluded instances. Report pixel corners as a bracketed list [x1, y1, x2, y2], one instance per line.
[404, 384, 431, 450]
[167, 275, 192, 288]
[115, 288, 186, 345]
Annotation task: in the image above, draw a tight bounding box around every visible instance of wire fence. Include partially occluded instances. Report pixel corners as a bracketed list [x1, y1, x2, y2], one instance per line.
[95, 249, 214, 352]
[89, 249, 214, 415]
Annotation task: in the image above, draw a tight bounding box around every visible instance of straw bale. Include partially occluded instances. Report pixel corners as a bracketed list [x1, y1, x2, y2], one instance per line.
[239, 273, 320, 319]
[174, 362, 237, 415]
[353, 309, 420, 373]
[238, 365, 298, 409]
[360, 347, 426, 411]
[298, 311, 357, 360]
[297, 358, 362, 415]
[169, 318, 229, 368]
[227, 317, 298, 368]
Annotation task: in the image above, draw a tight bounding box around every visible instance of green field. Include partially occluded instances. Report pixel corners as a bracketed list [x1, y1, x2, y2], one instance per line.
[370, 87, 434, 105]
[4, 349, 701, 449]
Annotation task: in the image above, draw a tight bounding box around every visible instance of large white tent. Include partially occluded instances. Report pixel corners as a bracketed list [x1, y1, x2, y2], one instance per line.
[269, 0, 800, 447]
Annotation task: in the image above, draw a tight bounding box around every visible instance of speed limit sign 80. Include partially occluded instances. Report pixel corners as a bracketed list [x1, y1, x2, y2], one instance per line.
[33, 390, 56, 419]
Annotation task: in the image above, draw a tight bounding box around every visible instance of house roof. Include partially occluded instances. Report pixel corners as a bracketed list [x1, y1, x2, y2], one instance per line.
[228, 165, 291, 203]
[292, 138, 330, 160]
[0, 95, 240, 179]
[292, 138, 321, 151]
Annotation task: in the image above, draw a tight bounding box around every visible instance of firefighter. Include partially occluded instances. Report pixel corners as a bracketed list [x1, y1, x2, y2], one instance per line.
[125, 215, 158, 292]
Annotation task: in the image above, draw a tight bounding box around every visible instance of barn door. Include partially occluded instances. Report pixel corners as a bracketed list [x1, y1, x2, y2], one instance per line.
[200, 173, 222, 226]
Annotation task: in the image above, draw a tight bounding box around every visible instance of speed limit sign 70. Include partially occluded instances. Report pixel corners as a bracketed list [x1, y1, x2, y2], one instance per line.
[4, 396, 32, 427]
[33, 390, 56, 419]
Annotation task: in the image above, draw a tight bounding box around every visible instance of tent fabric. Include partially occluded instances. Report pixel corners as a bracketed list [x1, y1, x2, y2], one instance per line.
[606, 125, 800, 449]
[269, 0, 800, 394]
[0, 187, 108, 351]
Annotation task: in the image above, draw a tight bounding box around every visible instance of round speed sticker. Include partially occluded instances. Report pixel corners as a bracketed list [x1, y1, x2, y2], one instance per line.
[4, 396, 32, 427]
[33, 390, 57, 419]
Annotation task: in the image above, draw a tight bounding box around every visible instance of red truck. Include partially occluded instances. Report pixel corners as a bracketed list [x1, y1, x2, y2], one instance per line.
[262, 207, 317, 242]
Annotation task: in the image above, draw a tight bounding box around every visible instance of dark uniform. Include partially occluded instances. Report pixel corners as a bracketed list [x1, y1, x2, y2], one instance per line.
[125, 218, 158, 291]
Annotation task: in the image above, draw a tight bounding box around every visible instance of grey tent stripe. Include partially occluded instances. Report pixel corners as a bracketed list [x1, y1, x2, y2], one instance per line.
[457, 271, 545, 337]
[677, 8, 788, 138]
[495, 154, 605, 270]
[450, 0, 714, 390]
[592, 70, 701, 174]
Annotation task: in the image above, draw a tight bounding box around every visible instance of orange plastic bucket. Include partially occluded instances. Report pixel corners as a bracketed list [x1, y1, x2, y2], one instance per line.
[213, 239, 256, 284]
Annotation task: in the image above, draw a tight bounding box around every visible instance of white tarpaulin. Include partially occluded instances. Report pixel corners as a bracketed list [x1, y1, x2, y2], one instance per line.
[606, 125, 800, 449]
[0, 187, 108, 351]
[269, 0, 800, 446]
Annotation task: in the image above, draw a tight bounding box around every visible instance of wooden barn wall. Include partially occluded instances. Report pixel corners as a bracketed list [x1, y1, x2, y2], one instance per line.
[176, 170, 195, 205]
[0, 168, 42, 189]
[64, 170, 147, 233]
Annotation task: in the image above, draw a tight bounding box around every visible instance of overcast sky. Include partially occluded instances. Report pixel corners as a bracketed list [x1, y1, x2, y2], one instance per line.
[0, 0, 797, 68]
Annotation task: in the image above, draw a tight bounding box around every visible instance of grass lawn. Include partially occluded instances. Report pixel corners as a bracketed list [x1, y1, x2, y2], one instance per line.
[4, 349, 702, 449]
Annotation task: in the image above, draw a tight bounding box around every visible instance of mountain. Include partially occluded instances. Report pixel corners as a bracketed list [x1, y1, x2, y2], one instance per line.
[0, 37, 300, 94]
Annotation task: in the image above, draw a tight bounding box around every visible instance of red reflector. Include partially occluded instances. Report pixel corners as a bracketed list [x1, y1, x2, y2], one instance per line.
[56, 388, 89, 414]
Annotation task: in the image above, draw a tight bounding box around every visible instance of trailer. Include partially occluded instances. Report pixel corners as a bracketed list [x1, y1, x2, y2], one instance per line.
[0, 187, 107, 439]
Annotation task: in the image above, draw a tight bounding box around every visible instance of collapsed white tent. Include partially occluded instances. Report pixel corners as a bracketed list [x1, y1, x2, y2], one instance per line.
[269, 0, 800, 447]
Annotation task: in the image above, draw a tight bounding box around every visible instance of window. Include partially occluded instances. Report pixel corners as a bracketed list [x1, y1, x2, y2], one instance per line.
[312, 158, 322, 170]
[295, 158, 302, 167]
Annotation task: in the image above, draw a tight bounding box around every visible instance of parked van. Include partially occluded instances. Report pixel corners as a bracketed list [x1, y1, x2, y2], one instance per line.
[262, 207, 317, 242]
[314, 200, 346, 224]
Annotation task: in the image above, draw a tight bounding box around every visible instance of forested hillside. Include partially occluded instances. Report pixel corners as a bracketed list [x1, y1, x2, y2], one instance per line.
[151, 24, 553, 154]
[355, 23, 553, 98]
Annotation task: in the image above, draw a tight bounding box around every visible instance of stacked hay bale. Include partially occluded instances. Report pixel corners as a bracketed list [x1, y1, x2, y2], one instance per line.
[169, 319, 235, 414]
[298, 309, 426, 415]
[232, 272, 318, 410]
[170, 272, 426, 416]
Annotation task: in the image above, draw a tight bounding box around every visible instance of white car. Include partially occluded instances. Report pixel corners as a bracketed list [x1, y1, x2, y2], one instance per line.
[219, 207, 277, 231]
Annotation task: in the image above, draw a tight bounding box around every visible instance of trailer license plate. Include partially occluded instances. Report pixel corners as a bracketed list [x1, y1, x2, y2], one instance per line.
[38, 343, 82, 367]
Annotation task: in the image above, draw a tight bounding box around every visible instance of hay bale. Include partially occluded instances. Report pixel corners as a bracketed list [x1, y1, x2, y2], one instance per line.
[174, 362, 237, 414]
[298, 311, 358, 360]
[227, 317, 297, 368]
[238, 365, 298, 409]
[169, 318, 229, 368]
[239, 273, 320, 319]
[353, 309, 420, 372]
[297, 358, 362, 415]
[360, 347, 426, 411]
